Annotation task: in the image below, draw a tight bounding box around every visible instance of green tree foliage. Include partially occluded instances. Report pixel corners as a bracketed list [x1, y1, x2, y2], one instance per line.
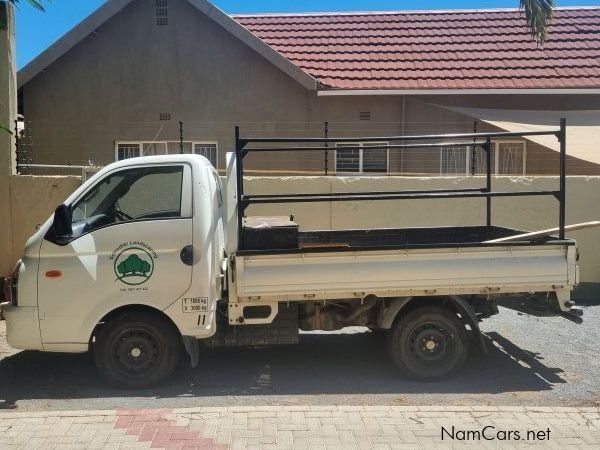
[8, 0, 46, 12]
[1, 1, 46, 30]
[520, 0, 555, 45]
[117, 254, 151, 277]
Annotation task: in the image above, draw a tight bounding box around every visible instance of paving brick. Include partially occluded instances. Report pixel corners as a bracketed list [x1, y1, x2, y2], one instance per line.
[305, 411, 333, 418]
[292, 436, 310, 450]
[247, 435, 277, 445]
[276, 422, 309, 431]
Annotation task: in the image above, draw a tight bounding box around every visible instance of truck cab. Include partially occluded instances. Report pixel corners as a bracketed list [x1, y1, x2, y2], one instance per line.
[5, 155, 225, 386]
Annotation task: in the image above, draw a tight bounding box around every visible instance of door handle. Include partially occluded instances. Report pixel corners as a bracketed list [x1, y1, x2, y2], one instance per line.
[180, 245, 194, 266]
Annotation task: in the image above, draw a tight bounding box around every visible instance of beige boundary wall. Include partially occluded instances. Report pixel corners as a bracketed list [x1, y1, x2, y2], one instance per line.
[2, 175, 81, 277]
[3, 175, 600, 299]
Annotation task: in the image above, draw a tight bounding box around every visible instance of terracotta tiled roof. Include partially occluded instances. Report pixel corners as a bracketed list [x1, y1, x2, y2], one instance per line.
[234, 8, 600, 90]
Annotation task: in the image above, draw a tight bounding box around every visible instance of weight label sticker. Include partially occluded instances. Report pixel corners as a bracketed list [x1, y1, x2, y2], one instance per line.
[182, 297, 208, 313]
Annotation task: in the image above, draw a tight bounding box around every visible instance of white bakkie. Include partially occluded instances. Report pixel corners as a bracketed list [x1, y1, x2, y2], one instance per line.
[3, 153, 582, 388]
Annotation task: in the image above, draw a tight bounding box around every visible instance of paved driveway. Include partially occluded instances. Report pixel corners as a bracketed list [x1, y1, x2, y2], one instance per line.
[2, 405, 599, 449]
[0, 303, 599, 412]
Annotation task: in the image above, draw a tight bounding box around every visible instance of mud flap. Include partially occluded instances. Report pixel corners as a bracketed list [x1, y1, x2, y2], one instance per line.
[182, 335, 200, 368]
[448, 296, 488, 354]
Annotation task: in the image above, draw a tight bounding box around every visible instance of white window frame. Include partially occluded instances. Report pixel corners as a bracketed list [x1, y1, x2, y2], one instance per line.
[115, 140, 219, 168]
[192, 141, 219, 168]
[439, 145, 470, 175]
[115, 142, 142, 160]
[439, 140, 527, 175]
[494, 140, 527, 175]
[335, 142, 389, 174]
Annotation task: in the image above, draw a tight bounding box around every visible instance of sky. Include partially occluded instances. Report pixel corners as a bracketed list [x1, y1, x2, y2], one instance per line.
[14, 0, 600, 69]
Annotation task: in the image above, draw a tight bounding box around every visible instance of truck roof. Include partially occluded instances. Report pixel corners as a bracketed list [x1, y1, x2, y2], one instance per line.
[106, 153, 214, 170]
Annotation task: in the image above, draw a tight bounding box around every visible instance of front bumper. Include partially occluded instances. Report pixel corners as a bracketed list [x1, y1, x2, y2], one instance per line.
[3, 305, 43, 350]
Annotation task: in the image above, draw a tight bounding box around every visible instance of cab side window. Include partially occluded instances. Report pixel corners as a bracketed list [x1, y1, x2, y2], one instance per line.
[117, 170, 182, 219]
[71, 166, 183, 236]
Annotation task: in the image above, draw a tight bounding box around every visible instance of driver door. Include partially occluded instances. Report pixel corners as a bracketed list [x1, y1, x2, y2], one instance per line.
[38, 163, 193, 347]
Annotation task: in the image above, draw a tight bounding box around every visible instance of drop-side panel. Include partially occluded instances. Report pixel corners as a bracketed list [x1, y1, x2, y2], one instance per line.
[235, 245, 572, 299]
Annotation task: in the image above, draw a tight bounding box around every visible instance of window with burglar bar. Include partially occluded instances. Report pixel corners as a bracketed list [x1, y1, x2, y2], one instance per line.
[117, 144, 141, 161]
[335, 142, 388, 174]
[440, 141, 526, 175]
[441, 145, 468, 175]
[194, 143, 218, 167]
[497, 142, 526, 174]
[115, 141, 218, 168]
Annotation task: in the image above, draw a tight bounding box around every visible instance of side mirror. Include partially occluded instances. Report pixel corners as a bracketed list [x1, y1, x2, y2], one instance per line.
[53, 204, 72, 238]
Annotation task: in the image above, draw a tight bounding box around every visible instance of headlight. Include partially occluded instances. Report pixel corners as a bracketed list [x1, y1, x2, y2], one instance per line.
[5, 260, 22, 306]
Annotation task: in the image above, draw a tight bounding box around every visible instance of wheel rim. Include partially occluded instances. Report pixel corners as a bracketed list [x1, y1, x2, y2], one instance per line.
[112, 328, 160, 376]
[406, 322, 455, 370]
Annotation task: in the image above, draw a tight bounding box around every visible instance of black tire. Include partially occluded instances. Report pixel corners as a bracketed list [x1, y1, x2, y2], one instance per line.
[388, 306, 469, 381]
[93, 312, 181, 389]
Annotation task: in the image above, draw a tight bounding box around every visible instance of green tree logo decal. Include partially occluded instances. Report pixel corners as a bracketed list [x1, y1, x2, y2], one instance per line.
[114, 247, 154, 285]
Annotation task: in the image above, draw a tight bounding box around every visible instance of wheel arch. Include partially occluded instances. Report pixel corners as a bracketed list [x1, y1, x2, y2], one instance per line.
[378, 296, 487, 353]
[89, 304, 182, 346]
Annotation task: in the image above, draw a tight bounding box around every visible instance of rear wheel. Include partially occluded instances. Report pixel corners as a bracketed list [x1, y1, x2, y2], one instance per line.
[93, 312, 181, 389]
[388, 306, 468, 381]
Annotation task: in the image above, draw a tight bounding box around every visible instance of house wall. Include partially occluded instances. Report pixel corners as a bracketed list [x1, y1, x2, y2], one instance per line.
[20, 0, 337, 173]
[19, 0, 600, 176]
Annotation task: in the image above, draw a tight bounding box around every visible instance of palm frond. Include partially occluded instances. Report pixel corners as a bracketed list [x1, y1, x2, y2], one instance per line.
[25, 0, 47, 11]
[520, 0, 555, 45]
[1, 0, 47, 30]
[7, 0, 47, 11]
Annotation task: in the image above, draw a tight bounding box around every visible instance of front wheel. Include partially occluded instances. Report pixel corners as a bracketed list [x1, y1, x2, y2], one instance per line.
[93, 312, 181, 389]
[388, 306, 469, 381]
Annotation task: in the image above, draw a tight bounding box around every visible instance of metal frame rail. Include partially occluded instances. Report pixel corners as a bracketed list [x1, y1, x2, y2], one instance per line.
[234, 119, 567, 248]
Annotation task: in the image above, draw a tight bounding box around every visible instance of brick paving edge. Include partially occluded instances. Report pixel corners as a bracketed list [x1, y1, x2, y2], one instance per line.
[0, 405, 597, 419]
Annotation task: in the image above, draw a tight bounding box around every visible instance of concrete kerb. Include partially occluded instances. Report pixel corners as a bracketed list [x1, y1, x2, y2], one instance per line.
[0, 405, 595, 419]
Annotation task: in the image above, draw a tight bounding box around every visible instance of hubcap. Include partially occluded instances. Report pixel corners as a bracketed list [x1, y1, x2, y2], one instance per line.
[113, 329, 160, 375]
[407, 322, 453, 367]
[425, 339, 436, 351]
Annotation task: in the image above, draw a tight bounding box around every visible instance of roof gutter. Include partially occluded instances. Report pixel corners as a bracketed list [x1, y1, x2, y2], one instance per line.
[317, 88, 600, 96]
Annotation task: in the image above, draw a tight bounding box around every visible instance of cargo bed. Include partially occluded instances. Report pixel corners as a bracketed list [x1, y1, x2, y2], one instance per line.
[233, 236, 577, 302]
[239, 223, 573, 254]
[226, 120, 579, 324]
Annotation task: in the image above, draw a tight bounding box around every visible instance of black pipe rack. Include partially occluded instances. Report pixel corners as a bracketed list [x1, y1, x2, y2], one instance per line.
[234, 119, 567, 250]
